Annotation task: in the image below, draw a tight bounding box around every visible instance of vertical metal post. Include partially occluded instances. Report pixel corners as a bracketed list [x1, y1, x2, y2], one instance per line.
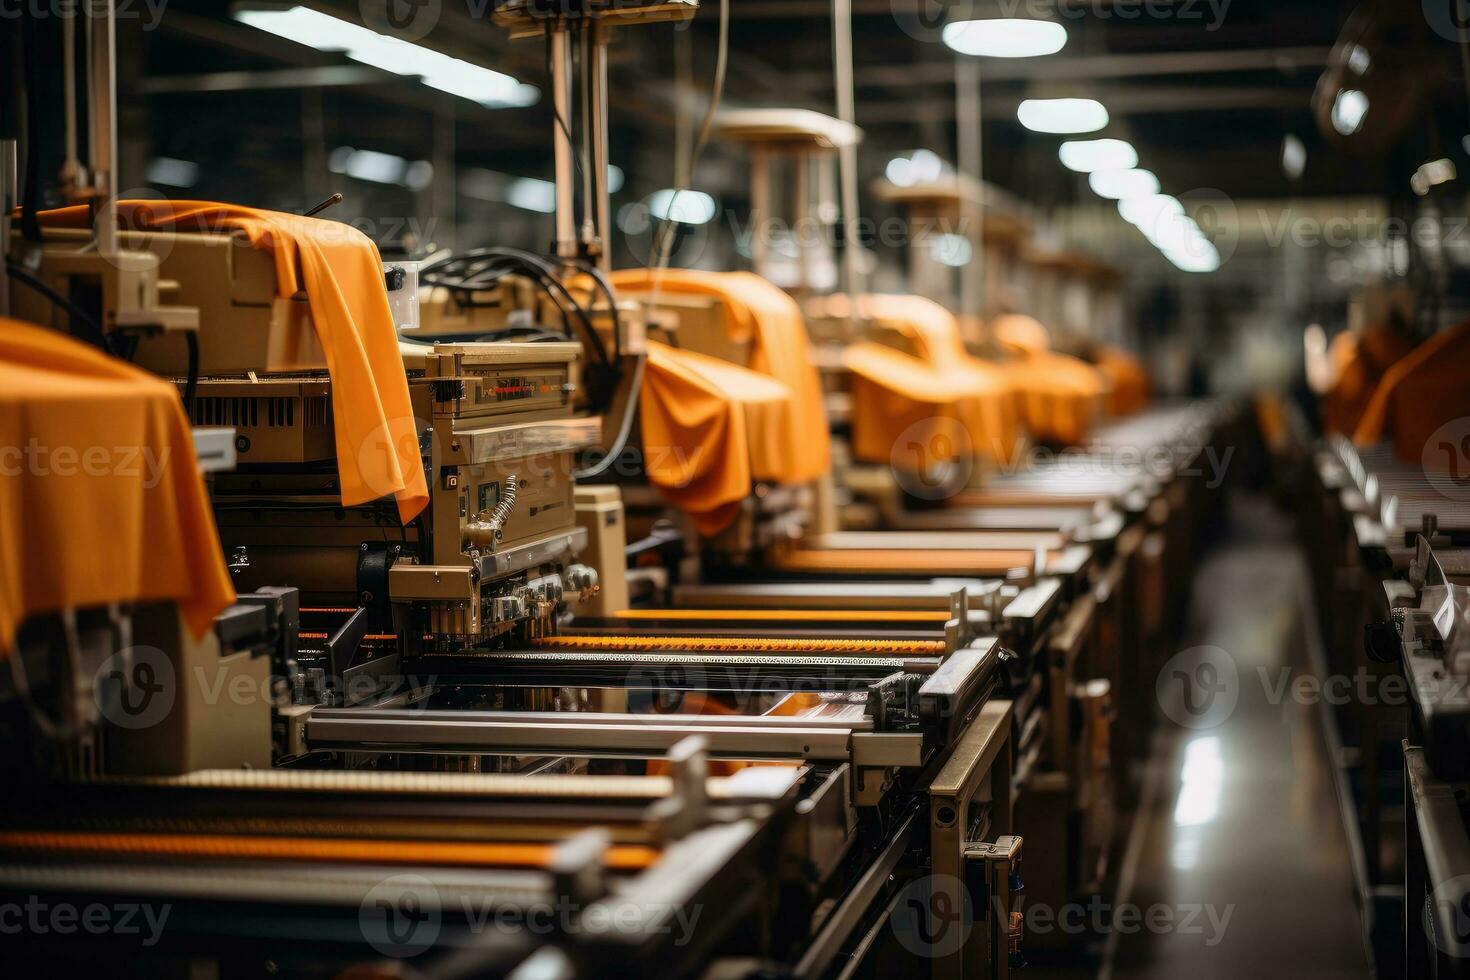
[956, 55, 985, 341]
[793, 152, 811, 296]
[0, 139, 14, 316]
[587, 22, 612, 276]
[87, 0, 118, 256]
[832, 0, 864, 333]
[549, 25, 577, 260]
[750, 145, 772, 276]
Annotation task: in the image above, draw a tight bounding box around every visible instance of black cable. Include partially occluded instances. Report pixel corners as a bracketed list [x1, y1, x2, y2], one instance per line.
[5, 261, 107, 349]
[18, 13, 46, 242]
[421, 247, 610, 368]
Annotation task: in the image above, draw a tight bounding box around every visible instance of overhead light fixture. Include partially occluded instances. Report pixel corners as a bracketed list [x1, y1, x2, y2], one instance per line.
[1165, 241, 1221, 274]
[1281, 134, 1307, 181]
[1118, 194, 1183, 228]
[234, 6, 538, 108]
[932, 233, 973, 267]
[1017, 98, 1108, 135]
[942, 18, 1066, 58]
[885, 148, 946, 188]
[1088, 168, 1160, 200]
[647, 189, 717, 225]
[1330, 89, 1368, 136]
[145, 156, 199, 188]
[506, 177, 557, 213]
[327, 146, 437, 189]
[1058, 138, 1137, 173]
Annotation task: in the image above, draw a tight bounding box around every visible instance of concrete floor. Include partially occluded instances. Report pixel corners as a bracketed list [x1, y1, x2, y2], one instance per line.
[1038, 495, 1373, 979]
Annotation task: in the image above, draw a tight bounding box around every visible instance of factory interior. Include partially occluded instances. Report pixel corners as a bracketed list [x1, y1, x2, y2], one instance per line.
[6, 0, 1470, 977]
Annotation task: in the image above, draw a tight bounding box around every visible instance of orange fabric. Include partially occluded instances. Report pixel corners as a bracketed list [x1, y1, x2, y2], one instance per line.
[36, 201, 428, 523]
[611, 269, 831, 483]
[0, 831, 659, 871]
[992, 313, 1052, 355]
[639, 340, 796, 536]
[820, 294, 1022, 464]
[1006, 350, 1106, 445]
[1094, 346, 1150, 416]
[1354, 319, 1470, 467]
[0, 319, 234, 650]
[1323, 323, 1414, 436]
[842, 342, 967, 467]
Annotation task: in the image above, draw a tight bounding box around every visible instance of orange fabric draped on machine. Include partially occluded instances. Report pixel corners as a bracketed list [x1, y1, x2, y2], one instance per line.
[0, 318, 236, 651]
[1353, 318, 1470, 468]
[817, 293, 1022, 466]
[35, 201, 429, 524]
[1323, 321, 1414, 437]
[611, 269, 831, 536]
[1093, 346, 1151, 417]
[992, 313, 1107, 445]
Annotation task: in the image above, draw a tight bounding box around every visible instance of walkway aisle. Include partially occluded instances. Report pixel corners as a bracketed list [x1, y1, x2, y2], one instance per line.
[1103, 494, 1370, 979]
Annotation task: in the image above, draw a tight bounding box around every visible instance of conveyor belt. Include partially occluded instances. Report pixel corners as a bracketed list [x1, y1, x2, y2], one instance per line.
[531, 634, 946, 655]
[0, 831, 661, 870]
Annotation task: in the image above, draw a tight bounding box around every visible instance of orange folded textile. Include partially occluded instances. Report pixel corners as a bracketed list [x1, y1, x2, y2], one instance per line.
[819, 293, 1022, 465]
[842, 341, 966, 468]
[992, 313, 1052, 355]
[1353, 319, 1470, 467]
[985, 314, 1104, 445]
[610, 269, 831, 483]
[639, 341, 795, 536]
[36, 201, 428, 523]
[1094, 346, 1150, 416]
[1322, 322, 1414, 437]
[1006, 351, 1106, 446]
[0, 318, 235, 651]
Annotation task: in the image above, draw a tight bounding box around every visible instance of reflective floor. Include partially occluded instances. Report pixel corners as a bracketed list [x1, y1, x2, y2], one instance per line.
[1037, 494, 1372, 978]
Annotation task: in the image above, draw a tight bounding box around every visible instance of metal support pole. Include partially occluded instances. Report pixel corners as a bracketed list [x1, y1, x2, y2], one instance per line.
[0, 140, 14, 316]
[750, 144, 771, 275]
[549, 25, 577, 261]
[587, 22, 612, 276]
[87, 0, 118, 256]
[832, 0, 864, 333]
[956, 55, 985, 340]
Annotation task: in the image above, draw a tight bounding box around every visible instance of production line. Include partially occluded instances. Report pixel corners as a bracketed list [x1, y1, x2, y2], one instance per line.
[0, 1, 1246, 977]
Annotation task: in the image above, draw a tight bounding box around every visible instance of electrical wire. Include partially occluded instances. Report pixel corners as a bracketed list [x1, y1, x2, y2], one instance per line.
[574, 351, 645, 479]
[649, 0, 729, 275]
[5, 261, 108, 350]
[420, 247, 610, 368]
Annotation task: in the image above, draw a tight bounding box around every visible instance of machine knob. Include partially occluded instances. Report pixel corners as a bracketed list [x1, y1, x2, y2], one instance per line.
[565, 563, 599, 595]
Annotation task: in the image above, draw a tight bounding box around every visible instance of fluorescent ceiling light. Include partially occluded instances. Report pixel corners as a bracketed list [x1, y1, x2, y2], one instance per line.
[932, 233, 973, 267]
[1165, 241, 1221, 274]
[1017, 98, 1108, 134]
[942, 18, 1066, 58]
[1281, 134, 1306, 181]
[1088, 168, 1160, 200]
[1331, 89, 1368, 136]
[235, 6, 537, 108]
[1118, 194, 1183, 228]
[145, 156, 199, 188]
[647, 189, 717, 225]
[885, 148, 945, 188]
[506, 177, 557, 213]
[1059, 138, 1136, 173]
